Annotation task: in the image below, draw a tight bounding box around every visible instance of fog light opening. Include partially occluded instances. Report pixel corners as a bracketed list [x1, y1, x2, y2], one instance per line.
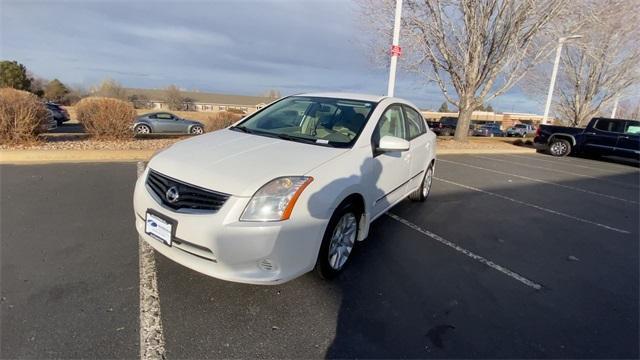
[258, 259, 277, 272]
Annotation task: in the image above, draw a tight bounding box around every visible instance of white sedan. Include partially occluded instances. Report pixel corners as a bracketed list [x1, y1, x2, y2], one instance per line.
[133, 93, 436, 284]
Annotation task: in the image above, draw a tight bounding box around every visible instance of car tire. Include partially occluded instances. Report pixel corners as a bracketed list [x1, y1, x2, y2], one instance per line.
[135, 124, 151, 135]
[409, 164, 433, 202]
[315, 201, 361, 280]
[549, 138, 572, 157]
[190, 125, 204, 135]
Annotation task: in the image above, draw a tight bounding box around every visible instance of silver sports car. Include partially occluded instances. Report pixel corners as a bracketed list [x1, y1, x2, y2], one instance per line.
[133, 112, 205, 135]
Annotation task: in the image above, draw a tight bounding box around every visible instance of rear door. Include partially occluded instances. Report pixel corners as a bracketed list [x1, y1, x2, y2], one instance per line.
[370, 105, 411, 217]
[583, 119, 624, 155]
[402, 105, 430, 190]
[615, 120, 640, 159]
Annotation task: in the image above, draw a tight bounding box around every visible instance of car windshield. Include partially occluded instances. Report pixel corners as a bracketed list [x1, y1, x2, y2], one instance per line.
[233, 96, 376, 147]
[515, 124, 527, 128]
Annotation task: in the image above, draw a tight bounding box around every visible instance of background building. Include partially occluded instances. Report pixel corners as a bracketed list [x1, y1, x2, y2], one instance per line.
[126, 88, 273, 114]
[421, 110, 554, 128]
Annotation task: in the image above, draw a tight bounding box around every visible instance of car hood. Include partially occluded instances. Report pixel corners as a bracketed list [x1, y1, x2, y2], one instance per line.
[148, 129, 349, 196]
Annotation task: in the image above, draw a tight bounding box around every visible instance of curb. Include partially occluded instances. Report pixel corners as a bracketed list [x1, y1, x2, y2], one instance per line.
[1, 147, 536, 164]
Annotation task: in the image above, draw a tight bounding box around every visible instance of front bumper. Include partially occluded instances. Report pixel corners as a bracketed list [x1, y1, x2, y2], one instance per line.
[133, 167, 327, 285]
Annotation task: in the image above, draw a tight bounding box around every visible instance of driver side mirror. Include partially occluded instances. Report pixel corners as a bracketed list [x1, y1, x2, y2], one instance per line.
[377, 135, 410, 152]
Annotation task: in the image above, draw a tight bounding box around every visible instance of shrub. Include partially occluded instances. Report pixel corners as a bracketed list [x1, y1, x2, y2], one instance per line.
[512, 139, 524, 146]
[75, 97, 136, 139]
[205, 111, 243, 132]
[226, 108, 246, 115]
[0, 87, 49, 144]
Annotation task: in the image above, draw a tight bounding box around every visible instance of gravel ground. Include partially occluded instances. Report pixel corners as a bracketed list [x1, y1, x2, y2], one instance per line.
[0, 138, 181, 151]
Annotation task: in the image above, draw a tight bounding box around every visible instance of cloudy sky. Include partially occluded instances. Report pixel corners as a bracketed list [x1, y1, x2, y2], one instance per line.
[1, 0, 540, 112]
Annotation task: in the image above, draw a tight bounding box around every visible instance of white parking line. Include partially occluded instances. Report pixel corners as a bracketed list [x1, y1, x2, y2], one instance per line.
[473, 155, 639, 189]
[503, 154, 632, 174]
[137, 162, 166, 360]
[386, 213, 543, 290]
[434, 176, 631, 234]
[438, 158, 638, 205]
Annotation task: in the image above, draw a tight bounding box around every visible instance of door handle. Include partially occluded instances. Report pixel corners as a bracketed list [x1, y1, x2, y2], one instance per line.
[619, 136, 629, 139]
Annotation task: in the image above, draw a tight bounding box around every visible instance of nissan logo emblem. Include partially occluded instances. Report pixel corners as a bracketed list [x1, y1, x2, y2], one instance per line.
[165, 186, 180, 203]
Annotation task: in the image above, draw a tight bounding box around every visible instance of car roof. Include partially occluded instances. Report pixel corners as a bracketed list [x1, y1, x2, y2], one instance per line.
[295, 92, 387, 103]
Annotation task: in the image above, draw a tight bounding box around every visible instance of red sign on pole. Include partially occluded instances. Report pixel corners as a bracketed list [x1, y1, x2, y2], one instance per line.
[391, 45, 402, 57]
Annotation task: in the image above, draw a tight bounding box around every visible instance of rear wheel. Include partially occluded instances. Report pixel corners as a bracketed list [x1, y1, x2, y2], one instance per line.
[190, 125, 204, 135]
[409, 164, 433, 202]
[549, 138, 571, 157]
[315, 202, 360, 280]
[135, 124, 151, 134]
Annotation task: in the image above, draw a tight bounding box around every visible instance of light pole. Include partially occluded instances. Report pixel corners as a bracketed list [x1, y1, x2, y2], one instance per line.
[387, 0, 403, 97]
[542, 35, 582, 124]
[611, 96, 620, 118]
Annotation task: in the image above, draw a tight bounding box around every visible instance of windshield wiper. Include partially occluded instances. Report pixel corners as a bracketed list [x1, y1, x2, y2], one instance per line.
[276, 133, 317, 144]
[230, 125, 252, 133]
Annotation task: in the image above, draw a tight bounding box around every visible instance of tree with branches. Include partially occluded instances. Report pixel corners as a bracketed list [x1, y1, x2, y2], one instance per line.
[165, 84, 185, 111]
[92, 78, 128, 100]
[525, 0, 639, 126]
[44, 79, 70, 102]
[359, 0, 567, 140]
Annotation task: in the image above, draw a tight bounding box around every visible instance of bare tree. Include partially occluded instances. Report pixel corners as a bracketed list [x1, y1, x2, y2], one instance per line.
[165, 84, 185, 111]
[92, 78, 128, 100]
[547, 1, 639, 126]
[264, 89, 281, 100]
[359, 0, 567, 140]
[616, 98, 640, 120]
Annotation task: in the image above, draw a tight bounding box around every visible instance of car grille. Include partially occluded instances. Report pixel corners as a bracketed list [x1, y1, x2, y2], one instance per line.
[146, 170, 229, 212]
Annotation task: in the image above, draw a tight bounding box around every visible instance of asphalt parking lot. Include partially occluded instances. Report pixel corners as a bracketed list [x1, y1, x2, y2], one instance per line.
[1, 153, 638, 359]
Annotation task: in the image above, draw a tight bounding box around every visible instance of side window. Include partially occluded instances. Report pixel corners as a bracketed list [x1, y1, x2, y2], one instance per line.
[403, 106, 426, 140]
[624, 121, 640, 135]
[372, 105, 405, 147]
[594, 119, 624, 133]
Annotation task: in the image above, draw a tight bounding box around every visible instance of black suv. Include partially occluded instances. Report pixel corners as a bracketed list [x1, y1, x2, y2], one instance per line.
[430, 117, 458, 136]
[45, 103, 70, 126]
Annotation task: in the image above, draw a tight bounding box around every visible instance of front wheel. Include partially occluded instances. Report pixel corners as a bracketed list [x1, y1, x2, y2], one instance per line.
[549, 138, 572, 157]
[315, 203, 360, 280]
[409, 164, 433, 202]
[190, 125, 204, 135]
[135, 124, 151, 134]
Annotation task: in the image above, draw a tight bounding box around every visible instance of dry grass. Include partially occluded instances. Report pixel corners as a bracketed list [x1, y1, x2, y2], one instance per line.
[203, 111, 243, 132]
[75, 97, 137, 139]
[0, 88, 49, 145]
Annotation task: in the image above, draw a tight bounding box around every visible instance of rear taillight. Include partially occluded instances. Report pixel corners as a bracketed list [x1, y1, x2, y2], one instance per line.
[535, 127, 541, 136]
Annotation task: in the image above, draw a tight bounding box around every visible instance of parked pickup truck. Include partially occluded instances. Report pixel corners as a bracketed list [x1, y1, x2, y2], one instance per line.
[534, 117, 640, 158]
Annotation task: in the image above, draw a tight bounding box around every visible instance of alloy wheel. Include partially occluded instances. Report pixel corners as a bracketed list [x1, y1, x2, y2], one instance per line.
[327, 212, 357, 270]
[136, 125, 150, 134]
[422, 167, 433, 198]
[550, 141, 568, 156]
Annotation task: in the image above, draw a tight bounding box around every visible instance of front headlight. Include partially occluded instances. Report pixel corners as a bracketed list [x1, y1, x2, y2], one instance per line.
[240, 176, 313, 222]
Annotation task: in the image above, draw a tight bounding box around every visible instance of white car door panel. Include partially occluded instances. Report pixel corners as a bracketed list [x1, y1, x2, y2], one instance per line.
[370, 105, 411, 217]
[403, 105, 430, 190]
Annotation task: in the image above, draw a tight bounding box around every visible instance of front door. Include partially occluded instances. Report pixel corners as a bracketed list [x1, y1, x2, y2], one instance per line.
[370, 105, 411, 217]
